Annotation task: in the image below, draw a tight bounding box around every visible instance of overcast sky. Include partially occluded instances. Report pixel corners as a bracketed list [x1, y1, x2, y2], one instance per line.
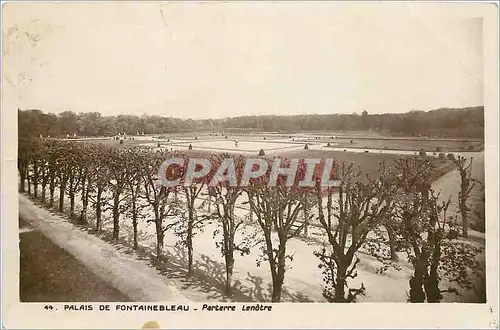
[2, 2, 484, 119]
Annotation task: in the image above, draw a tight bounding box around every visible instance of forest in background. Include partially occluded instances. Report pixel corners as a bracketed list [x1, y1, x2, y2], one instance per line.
[18, 106, 484, 139]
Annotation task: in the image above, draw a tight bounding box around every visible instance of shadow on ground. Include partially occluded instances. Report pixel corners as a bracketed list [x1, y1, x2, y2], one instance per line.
[25, 194, 316, 303]
[137, 246, 314, 302]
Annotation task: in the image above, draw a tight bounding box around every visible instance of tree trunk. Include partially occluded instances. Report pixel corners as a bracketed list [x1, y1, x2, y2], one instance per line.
[58, 183, 66, 213]
[33, 163, 39, 198]
[187, 204, 195, 276]
[132, 202, 138, 250]
[39, 167, 47, 202]
[27, 174, 31, 195]
[155, 218, 164, 261]
[80, 199, 88, 224]
[409, 258, 427, 303]
[425, 237, 443, 303]
[224, 246, 234, 296]
[225, 269, 233, 296]
[95, 187, 102, 231]
[112, 191, 120, 241]
[271, 243, 287, 302]
[19, 168, 26, 192]
[424, 273, 441, 303]
[249, 200, 254, 222]
[187, 224, 194, 276]
[334, 262, 348, 302]
[49, 174, 55, 207]
[387, 226, 399, 261]
[79, 182, 89, 225]
[129, 186, 139, 250]
[41, 180, 47, 202]
[460, 200, 468, 238]
[70, 192, 76, 218]
[303, 204, 309, 238]
[68, 175, 75, 217]
[271, 272, 284, 302]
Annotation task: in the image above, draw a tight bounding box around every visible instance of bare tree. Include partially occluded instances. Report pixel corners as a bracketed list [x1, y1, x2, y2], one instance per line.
[47, 141, 60, 208]
[423, 190, 452, 302]
[38, 143, 50, 203]
[245, 158, 309, 302]
[142, 150, 181, 261]
[181, 186, 205, 275]
[78, 143, 98, 225]
[391, 157, 436, 302]
[454, 156, 478, 238]
[17, 138, 32, 193]
[172, 154, 212, 276]
[206, 154, 251, 295]
[314, 162, 394, 302]
[385, 223, 399, 261]
[56, 143, 72, 213]
[67, 146, 83, 219]
[124, 149, 146, 249]
[30, 140, 42, 198]
[391, 157, 482, 302]
[88, 145, 111, 232]
[105, 149, 129, 241]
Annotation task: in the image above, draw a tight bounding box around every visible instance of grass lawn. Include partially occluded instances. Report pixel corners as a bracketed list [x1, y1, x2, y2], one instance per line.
[80, 138, 147, 149]
[82, 133, 484, 153]
[280, 149, 404, 180]
[87, 138, 456, 182]
[320, 137, 483, 152]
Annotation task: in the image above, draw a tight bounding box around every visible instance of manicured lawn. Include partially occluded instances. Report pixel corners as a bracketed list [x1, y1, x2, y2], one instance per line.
[280, 149, 404, 180]
[312, 137, 483, 152]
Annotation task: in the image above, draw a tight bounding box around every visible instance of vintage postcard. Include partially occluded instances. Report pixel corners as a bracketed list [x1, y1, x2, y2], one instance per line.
[1, 1, 499, 329]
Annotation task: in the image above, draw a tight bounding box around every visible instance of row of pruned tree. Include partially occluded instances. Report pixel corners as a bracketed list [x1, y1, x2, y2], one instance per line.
[18, 138, 483, 303]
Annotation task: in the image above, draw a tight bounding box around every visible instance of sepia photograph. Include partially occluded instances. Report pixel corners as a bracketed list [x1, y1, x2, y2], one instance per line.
[1, 1, 498, 329]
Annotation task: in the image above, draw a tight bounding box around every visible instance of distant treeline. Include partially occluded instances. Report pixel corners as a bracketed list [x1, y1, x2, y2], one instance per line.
[18, 106, 484, 139]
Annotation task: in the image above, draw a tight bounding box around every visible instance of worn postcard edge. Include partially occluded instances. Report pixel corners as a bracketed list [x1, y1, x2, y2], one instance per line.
[1, 2, 498, 329]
